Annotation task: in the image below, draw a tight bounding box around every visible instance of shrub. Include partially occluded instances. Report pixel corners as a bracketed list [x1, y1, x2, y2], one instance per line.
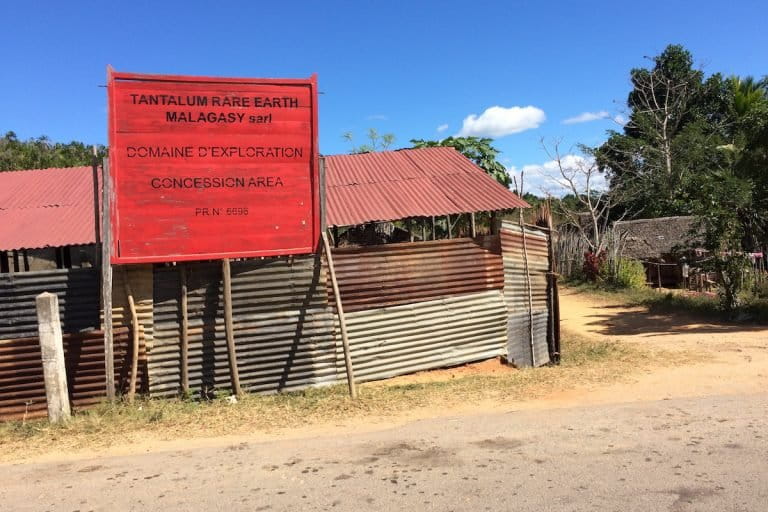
[614, 258, 647, 289]
[582, 251, 606, 282]
[749, 275, 768, 299]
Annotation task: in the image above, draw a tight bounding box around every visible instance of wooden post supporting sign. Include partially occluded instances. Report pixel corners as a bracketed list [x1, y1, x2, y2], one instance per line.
[179, 264, 189, 394]
[222, 258, 242, 396]
[101, 158, 115, 400]
[120, 267, 140, 402]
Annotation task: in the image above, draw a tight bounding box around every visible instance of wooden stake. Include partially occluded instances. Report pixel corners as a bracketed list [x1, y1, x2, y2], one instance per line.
[222, 258, 242, 396]
[322, 232, 357, 399]
[657, 262, 662, 290]
[545, 203, 560, 364]
[179, 264, 189, 394]
[101, 158, 115, 400]
[446, 215, 452, 239]
[36, 292, 71, 423]
[470, 212, 477, 238]
[518, 210, 536, 367]
[120, 267, 140, 402]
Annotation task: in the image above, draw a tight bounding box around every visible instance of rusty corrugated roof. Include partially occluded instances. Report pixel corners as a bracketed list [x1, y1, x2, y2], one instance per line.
[0, 166, 100, 251]
[325, 147, 529, 227]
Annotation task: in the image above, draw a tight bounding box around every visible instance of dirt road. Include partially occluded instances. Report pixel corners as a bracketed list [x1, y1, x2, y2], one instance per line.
[2, 288, 768, 511]
[3, 393, 766, 511]
[551, 288, 768, 406]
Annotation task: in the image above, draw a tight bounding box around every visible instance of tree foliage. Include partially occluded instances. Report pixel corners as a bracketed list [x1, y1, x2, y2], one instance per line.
[0, 131, 107, 171]
[595, 45, 734, 217]
[410, 136, 510, 187]
[342, 128, 395, 154]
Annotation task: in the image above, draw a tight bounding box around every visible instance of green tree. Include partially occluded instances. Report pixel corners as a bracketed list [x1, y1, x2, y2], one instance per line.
[410, 136, 510, 187]
[595, 45, 731, 217]
[0, 131, 107, 171]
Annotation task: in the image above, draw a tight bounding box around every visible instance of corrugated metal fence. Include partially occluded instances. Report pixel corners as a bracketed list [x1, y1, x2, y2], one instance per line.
[329, 236, 503, 311]
[0, 327, 146, 421]
[0, 228, 558, 415]
[151, 256, 337, 397]
[329, 236, 510, 381]
[0, 268, 100, 340]
[500, 221, 552, 367]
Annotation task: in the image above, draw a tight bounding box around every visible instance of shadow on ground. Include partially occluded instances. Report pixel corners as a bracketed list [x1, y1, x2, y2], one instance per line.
[581, 305, 768, 337]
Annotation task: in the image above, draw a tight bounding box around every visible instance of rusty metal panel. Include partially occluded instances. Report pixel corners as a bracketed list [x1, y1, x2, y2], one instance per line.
[0, 328, 145, 421]
[0, 166, 100, 251]
[339, 290, 508, 382]
[0, 268, 100, 340]
[500, 221, 551, 367]
[329, 236, 504, 312]
[150, 255, 337, 397]
[325, 147, 530, 227]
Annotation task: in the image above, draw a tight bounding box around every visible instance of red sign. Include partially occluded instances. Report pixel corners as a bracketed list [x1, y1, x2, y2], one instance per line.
[107, 69, 319, 263]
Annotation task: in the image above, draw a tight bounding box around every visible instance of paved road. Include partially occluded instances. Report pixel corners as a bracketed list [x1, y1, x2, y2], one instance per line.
[2, 393, 767, 511]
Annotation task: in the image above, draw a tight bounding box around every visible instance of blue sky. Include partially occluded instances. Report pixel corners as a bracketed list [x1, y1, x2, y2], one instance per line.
[2, 0, 766, 192]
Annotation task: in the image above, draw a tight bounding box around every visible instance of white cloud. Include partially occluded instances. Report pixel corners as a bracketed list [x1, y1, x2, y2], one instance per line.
[613, 114, 628, 125]
[508, 154, 606, 197]
[436, 123, 449, 133]
[457, 105, 545, 138]
[562, 111, 610, 125]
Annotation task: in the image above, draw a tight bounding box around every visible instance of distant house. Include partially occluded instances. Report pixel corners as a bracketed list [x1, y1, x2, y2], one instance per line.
[613, 216, 703, 287]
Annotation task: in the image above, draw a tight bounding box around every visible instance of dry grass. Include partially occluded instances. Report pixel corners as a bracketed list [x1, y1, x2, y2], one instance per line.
[0, 331, 693, 462]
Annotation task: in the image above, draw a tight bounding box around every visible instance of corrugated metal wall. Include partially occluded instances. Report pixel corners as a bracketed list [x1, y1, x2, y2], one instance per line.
[330, 237, 509, 382]
[0, 268, 99, 340]
[500, 221, 551, 367]
[329, 236, 503, 312]
[339, 290, 508, 381]
[150, 255, 337, 397]
[0, 228, 557, 411]
[0, 327, 146, 421]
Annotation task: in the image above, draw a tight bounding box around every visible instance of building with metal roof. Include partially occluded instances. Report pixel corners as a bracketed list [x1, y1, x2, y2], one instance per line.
[0, 166, 100, 252]
[0, 147, 527, 256]
[324, 147, 529, 227]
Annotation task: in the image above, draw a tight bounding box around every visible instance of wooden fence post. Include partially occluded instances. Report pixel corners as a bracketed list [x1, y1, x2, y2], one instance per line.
[36, 292, 71, 423]
[101, 158, 115, 400]
[179, 264, 189, 394]
[657, 262, 662, 290]
[120, 267, 140, 402]
[322, 232, 358, 399]
[222, 258, 242, 396]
